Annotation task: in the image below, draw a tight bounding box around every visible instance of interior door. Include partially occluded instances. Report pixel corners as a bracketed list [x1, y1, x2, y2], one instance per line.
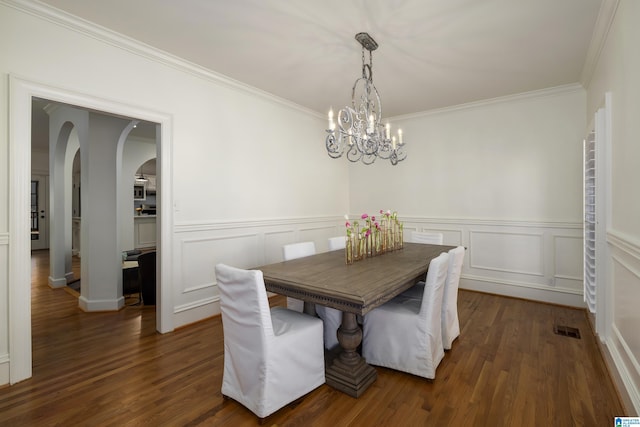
[30, 174, 49, 250]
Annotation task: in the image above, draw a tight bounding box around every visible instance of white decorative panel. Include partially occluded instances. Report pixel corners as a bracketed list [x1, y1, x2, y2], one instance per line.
[469, 230, 544, 276]
[300, 225, 339, 253]
[264, 230, 295, 264]
[181, 233, 260, 293]
[554, 235, 583, 280]
[612, 256, 640, 363]
[421, 228, 463, 246]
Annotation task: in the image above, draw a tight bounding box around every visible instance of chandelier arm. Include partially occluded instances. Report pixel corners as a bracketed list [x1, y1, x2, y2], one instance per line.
[325, 32, 405, 166]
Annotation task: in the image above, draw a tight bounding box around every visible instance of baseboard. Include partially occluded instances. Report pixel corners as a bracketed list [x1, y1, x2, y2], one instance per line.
[47, 275, 67, 288]
[173, 297, 220, 329]
[460, 276, 586, 307]
[0, 354, 9, 386]
[78, 296, 125, 311]
[606, 325, 640, 415]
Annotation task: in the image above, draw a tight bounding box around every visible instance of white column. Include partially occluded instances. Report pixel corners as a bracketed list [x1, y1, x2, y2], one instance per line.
[45, 105, 87, 288]
[78, 113, 131, 311]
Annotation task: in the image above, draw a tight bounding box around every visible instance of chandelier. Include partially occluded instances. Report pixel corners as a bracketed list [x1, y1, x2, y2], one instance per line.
[325, 32, 406, 165]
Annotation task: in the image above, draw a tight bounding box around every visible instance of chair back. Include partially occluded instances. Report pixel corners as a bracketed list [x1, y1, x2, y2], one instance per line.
[328, 236, 346, 251]
[215, 264, 273, 363]
[137, 251, 156, 305]
[442, 246, 465, 347]
[445, 246, 465, 296]
[419, 252, 449, 323]
[283, 241, 316, 260]
[411, 231, 444, 245]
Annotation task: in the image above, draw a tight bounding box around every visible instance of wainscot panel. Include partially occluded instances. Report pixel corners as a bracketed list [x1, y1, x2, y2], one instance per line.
[180, 233, 261, 294]
[402, 217, 584, 307]
[469, 230, 544, 276]
[553, 235, 583, 291]
[171, 216, 343, 328]
[608, 243, 640, 414]
[171, 217, 586, 327]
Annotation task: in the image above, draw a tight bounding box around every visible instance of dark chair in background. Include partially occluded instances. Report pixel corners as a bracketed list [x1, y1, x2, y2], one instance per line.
[124, 249, 142, 261]
[122, 263, 141, 305]
[137, 251, 156, 305]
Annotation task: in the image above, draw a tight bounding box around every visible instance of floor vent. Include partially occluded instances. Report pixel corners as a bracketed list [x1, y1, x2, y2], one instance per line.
[554, 325, 581, 339]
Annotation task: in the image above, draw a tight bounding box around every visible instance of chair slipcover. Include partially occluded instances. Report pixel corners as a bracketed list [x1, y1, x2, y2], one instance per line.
[362, 252, 449, 379]
[441, 246, 465, 349]
[410, 231, 444, 245]
[322, 238, 346, 349]
[398, 246, 465, 349]
[316, 305, 342, 350]
[328, 236, 346, 251]
[282, 241, 341, 350]
[282, 242, 317, 312]
[215, 263, 325, 419]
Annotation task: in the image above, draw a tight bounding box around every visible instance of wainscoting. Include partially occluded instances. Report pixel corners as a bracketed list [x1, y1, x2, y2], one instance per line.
[170, 216, 585, 328]
[171, 216, 343, 328]
[0, 232, 9, 385]
[401, 217, 585, 308]
[607, 230, 640, 413]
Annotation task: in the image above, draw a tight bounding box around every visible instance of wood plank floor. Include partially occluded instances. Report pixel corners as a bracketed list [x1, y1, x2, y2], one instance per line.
[0, 250, 626, 426]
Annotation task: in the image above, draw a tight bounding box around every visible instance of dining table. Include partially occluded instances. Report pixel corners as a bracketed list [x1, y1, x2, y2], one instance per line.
[255, 241, 455, 397]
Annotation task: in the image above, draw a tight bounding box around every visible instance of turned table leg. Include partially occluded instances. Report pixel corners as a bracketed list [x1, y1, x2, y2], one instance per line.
[324, 311, 377, 397]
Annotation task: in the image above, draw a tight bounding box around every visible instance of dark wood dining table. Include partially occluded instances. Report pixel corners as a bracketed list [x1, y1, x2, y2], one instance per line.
[255, 242, 455, 397]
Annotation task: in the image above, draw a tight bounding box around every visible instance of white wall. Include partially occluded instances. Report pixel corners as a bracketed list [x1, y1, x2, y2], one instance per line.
[586, 0, 640, 414]
[0, 1, 348, 385]
[350, 86, 586, 306]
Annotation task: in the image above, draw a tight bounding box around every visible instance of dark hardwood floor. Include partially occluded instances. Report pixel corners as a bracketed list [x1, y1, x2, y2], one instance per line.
[0, 250, 626, 426]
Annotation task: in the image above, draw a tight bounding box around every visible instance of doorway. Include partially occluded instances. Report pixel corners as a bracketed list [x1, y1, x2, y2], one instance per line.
[30, 174, 49, 251]
[9, 76, 173, 384]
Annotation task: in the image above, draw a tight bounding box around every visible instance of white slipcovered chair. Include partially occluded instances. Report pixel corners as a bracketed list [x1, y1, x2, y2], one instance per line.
[282, 241, 316, 312]
[282, 241, 341, 349]
[328, 236, 346, 251]
[398, 246, 465, 350]
[323, 237, 347, 349]
[362, 252, 450, 380]
[410, 231, 444, 245]
[215, 263, 325, 420]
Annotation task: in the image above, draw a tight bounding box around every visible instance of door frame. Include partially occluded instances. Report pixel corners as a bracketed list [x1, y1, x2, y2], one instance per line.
[9, 75, 174, 384]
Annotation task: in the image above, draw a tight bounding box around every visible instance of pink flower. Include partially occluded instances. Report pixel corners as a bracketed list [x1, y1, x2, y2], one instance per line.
[361, 213, 368, 220]
[365, 229, 371, 237]
[379, 209, 384, 214]
[374, 222, 379, 229]
[371, 216, 376, 222]
[345, 221, 351, 228]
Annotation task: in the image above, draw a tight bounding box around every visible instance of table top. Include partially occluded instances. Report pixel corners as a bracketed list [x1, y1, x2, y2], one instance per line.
[255, 242, 455, 315]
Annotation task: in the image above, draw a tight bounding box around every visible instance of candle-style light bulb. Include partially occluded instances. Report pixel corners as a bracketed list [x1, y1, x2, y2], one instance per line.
[385, 123, 390, 139]
[398, 129, 403, 145]
[392, 136, 397, 150]
[328, 108, 336, 131]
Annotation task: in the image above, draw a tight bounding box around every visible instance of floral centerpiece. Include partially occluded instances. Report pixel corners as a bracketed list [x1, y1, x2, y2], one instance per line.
[344, 210, 403, 264]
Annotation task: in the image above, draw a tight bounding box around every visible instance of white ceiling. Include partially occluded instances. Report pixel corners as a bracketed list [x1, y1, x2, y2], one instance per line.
[35, 0, 604, 117]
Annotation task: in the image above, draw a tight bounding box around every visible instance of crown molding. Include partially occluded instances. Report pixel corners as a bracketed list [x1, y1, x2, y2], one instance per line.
[1, 0, 321, 118]
[389, 83, 584, 122]
[580, 0, 620, 89]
